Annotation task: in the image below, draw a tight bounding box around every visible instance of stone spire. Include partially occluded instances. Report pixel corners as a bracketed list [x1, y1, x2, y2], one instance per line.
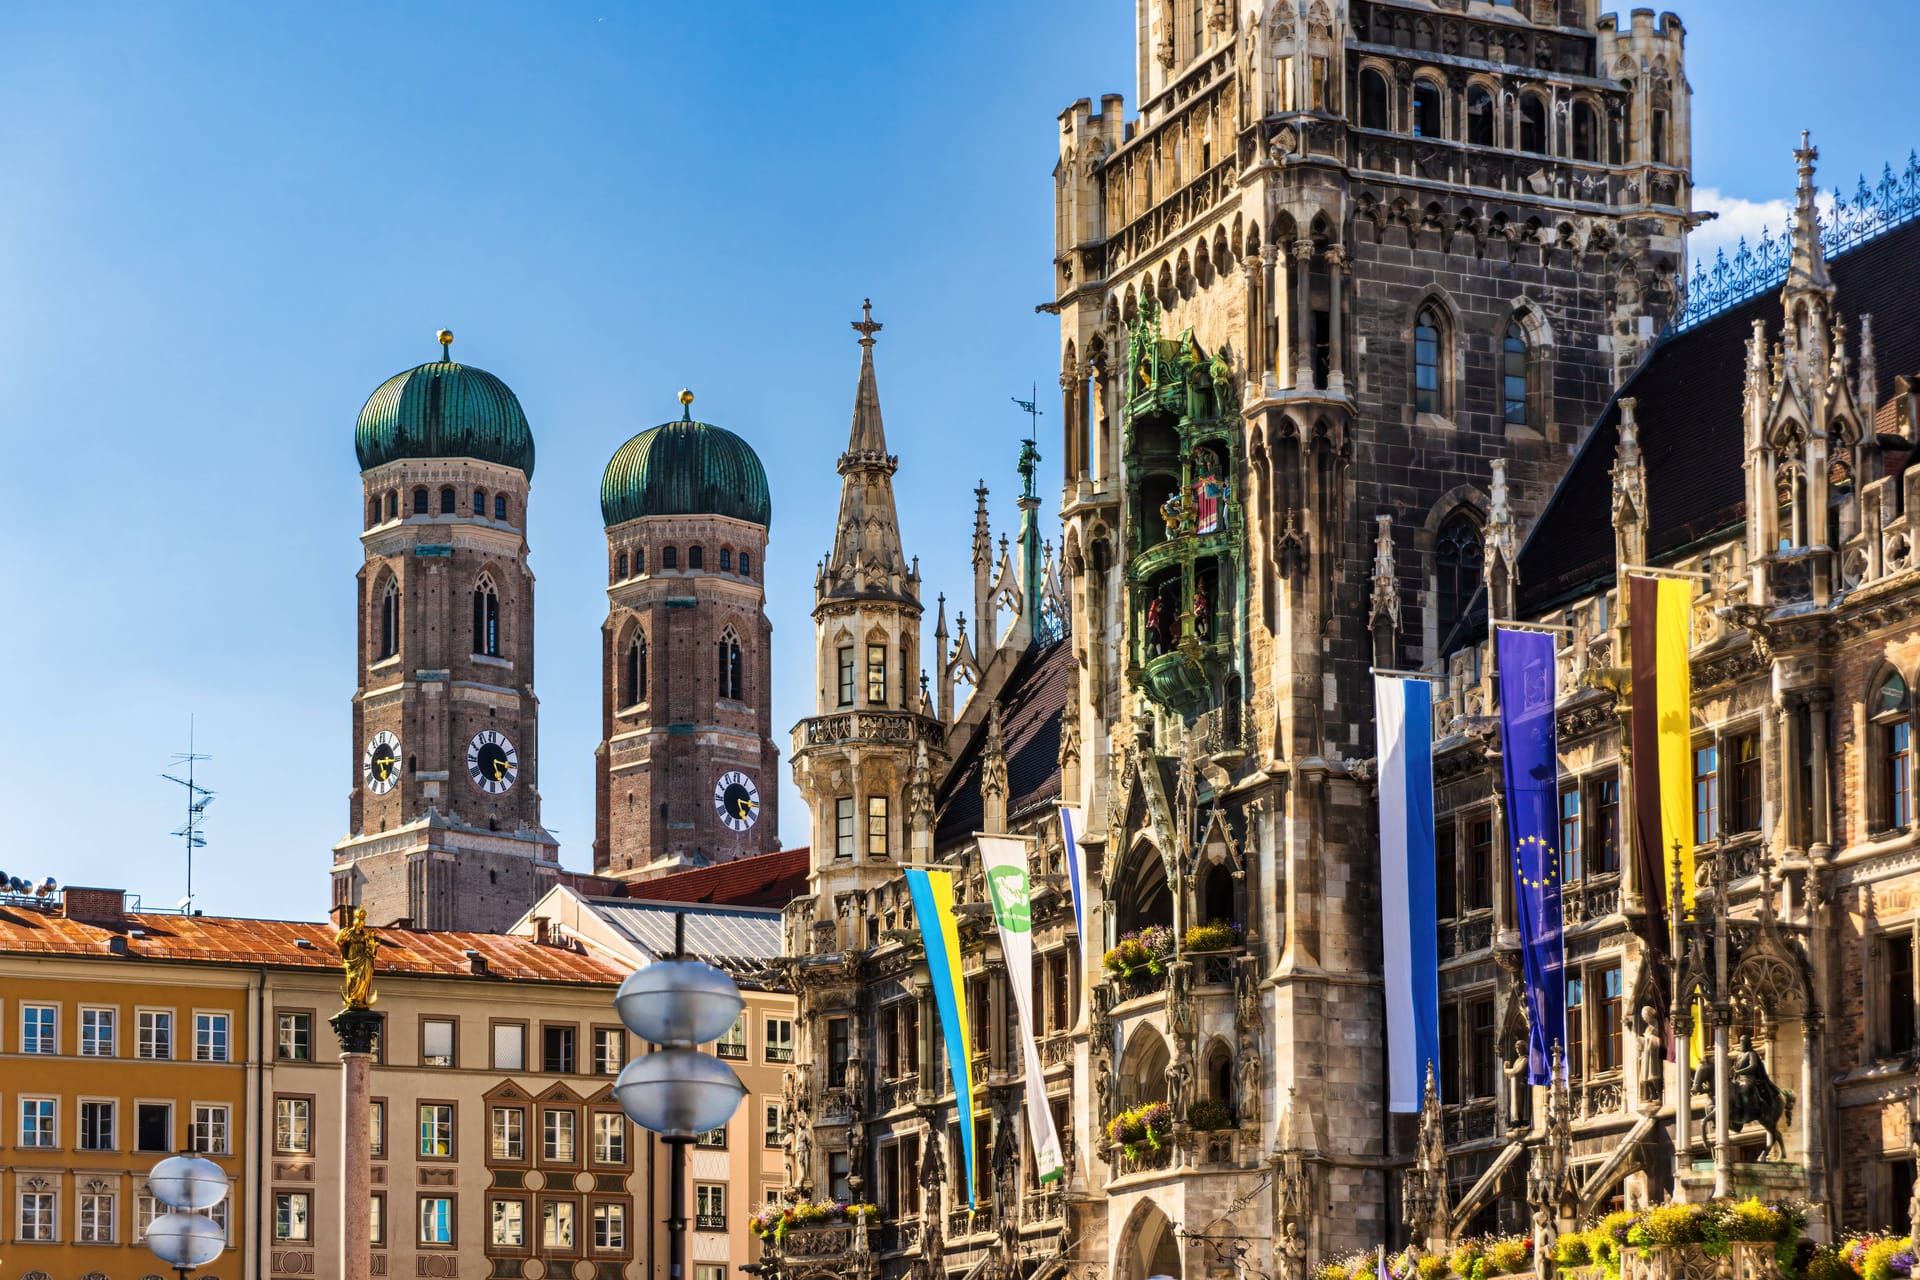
[971, 481, 994, 644]
[1368, 515, 1399, 632]
[823, 300, 914, 603]
[1787, 132, 1833, 297]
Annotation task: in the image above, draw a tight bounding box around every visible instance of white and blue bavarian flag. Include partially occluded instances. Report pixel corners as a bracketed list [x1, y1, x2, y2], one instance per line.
[1375, 674, 1441, 1113]
[978, 834, 1066, 1182]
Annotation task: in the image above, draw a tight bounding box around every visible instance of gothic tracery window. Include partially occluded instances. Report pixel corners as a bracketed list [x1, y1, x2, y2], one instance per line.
[1518, 92, 1548, 154]
[624, 631, 648, 708]
[1360, 68, 1390, 130]
[472, 574, 500, 657]
[718, 628, 744, 702]
[1876, 671, 1912, 830]
[1435, 513, 1482, 648]
[1503, 322, 1530, 425]
[1412, 79, 1442, 138]
[379, 578, 399, 660]
[1415, 305, 1445, 415]
[1467, 86, 1495, 146]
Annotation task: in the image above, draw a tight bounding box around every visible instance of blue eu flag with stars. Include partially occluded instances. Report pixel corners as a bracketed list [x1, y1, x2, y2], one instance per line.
[1497, 627, 1566, 1085]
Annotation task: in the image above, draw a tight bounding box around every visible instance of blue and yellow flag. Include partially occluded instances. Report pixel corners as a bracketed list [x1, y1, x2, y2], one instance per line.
[1497, 627, 1566, 1084]
[904, 867, 977, 1206]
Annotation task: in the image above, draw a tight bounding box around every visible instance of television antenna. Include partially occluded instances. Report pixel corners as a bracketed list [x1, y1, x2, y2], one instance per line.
[161, 717, 214, 915]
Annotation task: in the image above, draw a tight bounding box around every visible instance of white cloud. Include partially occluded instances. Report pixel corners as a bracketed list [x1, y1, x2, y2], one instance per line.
[1687, 186, 1795, 273]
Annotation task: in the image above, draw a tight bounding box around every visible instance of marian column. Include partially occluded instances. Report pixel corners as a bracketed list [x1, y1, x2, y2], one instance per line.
[331, 906, 381, 1280]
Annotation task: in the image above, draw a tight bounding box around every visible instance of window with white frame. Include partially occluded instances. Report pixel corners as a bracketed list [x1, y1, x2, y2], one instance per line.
[420, 1197, 453, 1245]
[594, 1201, 627, 1250]
[592, 1026, 623, 1075]
[80, 1099, 116, 1150]
[492, 1106, 525, 1160]
[81, 1006, 116, 1057]
[276, 1097, 312, 1153]
[420, 1103, 455, 1157]
[277, 1011, 312, 1061]
[20, 1097, 56, 1147]
[715, 1014, 746, 1060]
[195, 1011, 230, 1062]
[766, 1017, 793, 1062]
[138, 1009, 173, 1059]
[19, 1189, 55, 1241]
[136, 1101, 172, 1152]
[371, 1192, 386, 1245]
[21, 1003, 55, 1054]
[78, 1188, 115, 1243]
[494, 1022, 526, 1070]
[192, 1103, 230, 1155]
[276, 1192, 312, 1241]
[370, 1099, 386, 1157]
[491, 1198, 525, 1246]
[695, 1183, 725, 1230]
[593, 1112, 626, 1164]
[422, 1018, 456, 1067]
[543, 1108, 577, 1162]
[136, 1191, 160, 1241]
[544, 1199, 577, 1248]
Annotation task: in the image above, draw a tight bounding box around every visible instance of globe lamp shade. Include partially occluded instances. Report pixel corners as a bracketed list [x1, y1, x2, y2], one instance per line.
[615, 959, 744, 1046]
[613, 1047, 746, 1137]
[148, 1155, 230, 1211]
[147, 1211, 228, 1268]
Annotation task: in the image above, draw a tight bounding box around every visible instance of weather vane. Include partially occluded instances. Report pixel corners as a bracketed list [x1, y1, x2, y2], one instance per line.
[1011, 383, 1043, 436]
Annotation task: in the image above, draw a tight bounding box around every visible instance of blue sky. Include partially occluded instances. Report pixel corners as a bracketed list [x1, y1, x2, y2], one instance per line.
[0, 2, 1909, 921]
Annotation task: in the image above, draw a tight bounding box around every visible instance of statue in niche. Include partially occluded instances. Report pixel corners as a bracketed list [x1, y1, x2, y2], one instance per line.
[1638, 1007, 1664, 1103]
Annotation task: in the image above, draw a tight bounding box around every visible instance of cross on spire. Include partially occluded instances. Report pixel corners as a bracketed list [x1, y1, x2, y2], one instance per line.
[852, 298, 883, 346]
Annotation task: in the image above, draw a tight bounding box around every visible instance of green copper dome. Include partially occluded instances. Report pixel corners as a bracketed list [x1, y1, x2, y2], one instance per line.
[355, 354, 535, 478]
[601, 402, 772, 529]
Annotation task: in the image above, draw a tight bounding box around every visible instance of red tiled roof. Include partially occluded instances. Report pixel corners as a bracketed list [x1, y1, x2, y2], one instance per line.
[0, 906, 626, 986]
[615, 847, 810, 909]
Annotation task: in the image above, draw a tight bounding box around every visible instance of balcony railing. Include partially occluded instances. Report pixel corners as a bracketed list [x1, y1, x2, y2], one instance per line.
[715, 1041, 747, 1061]
[766, 1045, 794, 1063]
[696, 1214, 727, 1232]
[795, 711, 942, 754]
[948, 1205, 998, 1239]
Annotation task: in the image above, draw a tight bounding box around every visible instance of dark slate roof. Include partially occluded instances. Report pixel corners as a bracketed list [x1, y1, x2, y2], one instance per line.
[615, 848, 810, 909]
[1516, 215, 1920, 616]
[933, 639, 1072, 849]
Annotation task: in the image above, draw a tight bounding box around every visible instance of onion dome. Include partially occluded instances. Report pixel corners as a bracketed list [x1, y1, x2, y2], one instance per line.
[600, 391, 772, 529]
[354, 330, 535, 478]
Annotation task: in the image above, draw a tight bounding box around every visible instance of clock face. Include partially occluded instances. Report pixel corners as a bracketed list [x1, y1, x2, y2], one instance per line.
[713, 770, 760, 832]
[466, 730, 519, 794]
[363, 732, 401, 795]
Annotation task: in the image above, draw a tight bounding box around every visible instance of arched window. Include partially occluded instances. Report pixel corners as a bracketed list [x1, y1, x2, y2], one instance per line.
[1415, 305, 1444, 415]
[720, 548, 732, 572]
[1572, 101, 1600, 161]
[1359, 68, 1390, 130]
[636, 547, 646, 575]
[1435, 513, 1482, 645]
[718, 628, 744, 702]
[367, 497, 381, 528]
[1519, 93, 1548, 154]
[689, 545, 704, 570]
[662, 546, 678, 570]
[738, 552, 751, 577]
[1467, 86, 1495, 145]
[1877, 672, 1912, 830]
[378, 578, 400, 660]
[412, 488, 429, 515]
[1776, 466, 1801, 551]
[472, 575, 500, 657]
[1412, 79, 1442, 138]
[440, 487, 456, 515]
[615, 551, 628, 581]
[495, 494, 508, 522]
[1502, 322, 1530, 425]
[473, 489, 486, 516]
[624, 632, 648, 708]
[386, 491, 399, 520]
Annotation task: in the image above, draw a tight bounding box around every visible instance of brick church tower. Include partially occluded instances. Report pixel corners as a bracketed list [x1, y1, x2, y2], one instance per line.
[332, 331, 561, 931]
[593, 391, 780, 881]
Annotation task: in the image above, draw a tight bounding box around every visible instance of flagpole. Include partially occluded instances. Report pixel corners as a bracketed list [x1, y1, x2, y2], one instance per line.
[1370, 667, 1438, 680]
[1620, 563, 1711, 581]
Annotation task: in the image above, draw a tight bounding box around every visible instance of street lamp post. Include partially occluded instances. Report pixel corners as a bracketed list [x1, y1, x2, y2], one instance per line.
[613, 916, 748, 1280]
[144, 1154, 230, 1280]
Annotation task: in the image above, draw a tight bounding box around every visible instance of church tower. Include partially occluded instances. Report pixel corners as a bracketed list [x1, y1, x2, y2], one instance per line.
[332, 331, 560, 932]
[594, 392, 780, 880]
[790, 304, 945, 937]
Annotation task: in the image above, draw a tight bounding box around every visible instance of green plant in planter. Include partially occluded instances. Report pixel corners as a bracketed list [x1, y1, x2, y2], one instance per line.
[1184, 919, 1242, 951]
[1105, 1101, 1174, 1159]
[1555, 1231, 1593, 1268]
[1187, 1096, 1234, 1130]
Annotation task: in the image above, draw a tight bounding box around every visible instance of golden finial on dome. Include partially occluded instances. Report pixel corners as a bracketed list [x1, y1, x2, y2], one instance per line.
[437, 329, 454, 359]
[679, 388, 694, 421]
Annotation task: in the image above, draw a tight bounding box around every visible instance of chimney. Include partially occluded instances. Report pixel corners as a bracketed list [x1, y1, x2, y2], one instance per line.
[464, 949, 490, 977]
[532, 917, 552, 947]
[63, 886, 127, 925]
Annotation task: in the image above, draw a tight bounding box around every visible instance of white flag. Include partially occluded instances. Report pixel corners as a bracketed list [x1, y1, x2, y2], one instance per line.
[977, 834, 1065, 1183]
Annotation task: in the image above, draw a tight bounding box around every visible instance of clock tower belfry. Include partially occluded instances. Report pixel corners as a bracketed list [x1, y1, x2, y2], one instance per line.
[332, 331, 560, 932]
[593, 391, 780, 881]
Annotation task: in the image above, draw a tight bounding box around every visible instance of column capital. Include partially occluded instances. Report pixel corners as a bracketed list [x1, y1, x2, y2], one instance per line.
[331, 1007, 382, 1057]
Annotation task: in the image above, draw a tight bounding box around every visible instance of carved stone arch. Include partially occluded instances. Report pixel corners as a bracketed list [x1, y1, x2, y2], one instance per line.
[1211, 224, 1230, 275]
[1118, 1023, 1173, 1108]
[1201, 1032, 1235, 1099]
[1420, 486, 1489, 660]
[1731, 952, 1807, 1027]
[1408, 284, 1464, 419]
[1115, 1195, 1185, 1280]
[1246, 219, 1262, 255]
[1123, 284, 1139, 325]
[1176, 248, 1196, 297]
[1157, 259, 1176, 306]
